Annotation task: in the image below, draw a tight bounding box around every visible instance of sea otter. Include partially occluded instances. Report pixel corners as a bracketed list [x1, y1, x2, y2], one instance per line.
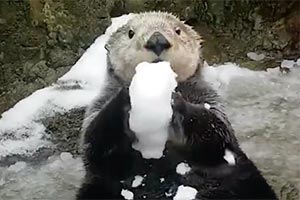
[77, 12, 277, 199]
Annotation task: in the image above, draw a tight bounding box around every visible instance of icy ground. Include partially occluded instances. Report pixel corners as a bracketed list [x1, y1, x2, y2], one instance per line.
[0, 14, 299, 199]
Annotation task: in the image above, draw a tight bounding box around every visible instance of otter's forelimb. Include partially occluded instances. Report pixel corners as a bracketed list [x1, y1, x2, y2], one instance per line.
[78, 87, 131, 199]
[172, 78, 237, 165]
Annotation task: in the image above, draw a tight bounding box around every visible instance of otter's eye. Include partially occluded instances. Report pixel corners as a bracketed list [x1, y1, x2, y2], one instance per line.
[128, 30, 135, 39]
[175, 27, 181, 35]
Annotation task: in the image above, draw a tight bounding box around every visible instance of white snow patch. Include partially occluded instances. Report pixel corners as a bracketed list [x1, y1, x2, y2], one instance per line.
[132, 175, 144, 188]
[160, 178, 165, 183]
[129, 61, 177, 159]
[176, 162, 191, 175]
[247, 52, 265, 61]
[121, 189, 134, 200]
[224, 149, 236, 165]
[7, 161, 27, 172]
[202, 63, 256, 90]
[173, 185, 198, 200]
[281, 59, 295, 69]
[204, 103, 211, 110]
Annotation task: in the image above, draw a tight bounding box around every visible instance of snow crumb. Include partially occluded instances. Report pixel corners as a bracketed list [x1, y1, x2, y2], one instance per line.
[204, 103, 211, 110]
[224, 149, 236, 165]
[121, 189, 134, 200]
[176, 162, 191, 175]
[160, 178, 165, 183]
[132, 175, 144, 188]
[173, 185, 198, 200]
[247, 52, 265, 61]
[129, 61, 177, 159]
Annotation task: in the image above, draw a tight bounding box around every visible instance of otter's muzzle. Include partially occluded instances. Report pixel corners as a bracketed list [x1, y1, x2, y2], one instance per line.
[145, 32, 171, 56]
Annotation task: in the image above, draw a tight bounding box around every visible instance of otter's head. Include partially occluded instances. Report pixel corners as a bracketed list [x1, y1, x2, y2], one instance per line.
[106, 12, 203, 83]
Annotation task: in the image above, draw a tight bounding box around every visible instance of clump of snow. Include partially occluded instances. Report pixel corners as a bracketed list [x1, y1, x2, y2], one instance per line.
[129, 61, 177, 159]
[173, 185, 198, 200]
[7, 161, 27, 172]
[121, 189, 134, 200]
[204, 103, 211, 110]
[176, 162, 191, 175]
[281, 59, 296, 69]
[247, 52, 265, 61]
[223, 149, 236, 165]
[132, 175, 144, 188]
[160, 178, 165, 183]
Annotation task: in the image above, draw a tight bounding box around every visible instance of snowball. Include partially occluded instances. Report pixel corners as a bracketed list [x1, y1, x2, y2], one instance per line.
[224, 149, 236, 165]
[121, 189, 134, 200]
[204, 103, 211, 110]
[160, 178, 165, 183]
[173, 185, 198, 200]
[132, 175, 144, 188]
[129, 61, 177, 159]
[7, 161, 27, 172]
[247, 52, 265, 61]
[176, 162, 191, 175]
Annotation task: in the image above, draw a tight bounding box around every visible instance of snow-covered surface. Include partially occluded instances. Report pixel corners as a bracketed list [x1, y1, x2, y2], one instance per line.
[121, 189, 134, 200]
[223, 149, 236, 165]
[0, 14, 299, 200]
[176, 162, 191, 175]
[129, 62, 177, 159]
[132, 175, 144, 188]
[173, 185, 198, 200]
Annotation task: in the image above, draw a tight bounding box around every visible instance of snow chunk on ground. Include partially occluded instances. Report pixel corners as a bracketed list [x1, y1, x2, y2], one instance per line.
[281, 59, 295, 69]
[176, 162, 191, 175]
[129, 61, 177, 159]
[247, 52, 265, 61]
[173, 185, 198, 200]
[7, 161, 27, 172]
[223, 149, 236, 165]
[132, 175, 144, 188]
[121, 189, 134, 200]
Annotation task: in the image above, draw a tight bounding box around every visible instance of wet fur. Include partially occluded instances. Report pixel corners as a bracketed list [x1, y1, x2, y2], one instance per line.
[77, 12, 277, 199]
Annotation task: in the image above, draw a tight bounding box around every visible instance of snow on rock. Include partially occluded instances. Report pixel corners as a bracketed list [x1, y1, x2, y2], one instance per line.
[0, 14, 135, 159]
[132, 175, 144, 188]
[176, 162, 191, 175]
[129, 61, 177, 159]
[121, 189, 134, 200]
[173, 185, 198, 200]
[202, 63, 256, 90]
[247, 52, 265, 61]
[7, 161, 27, 172]
[281, 59, 296, 69]
[223, 149, 236, 165]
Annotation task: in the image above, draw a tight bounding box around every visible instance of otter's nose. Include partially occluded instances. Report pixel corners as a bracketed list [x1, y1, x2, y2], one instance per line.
[145, 32, 171, 56]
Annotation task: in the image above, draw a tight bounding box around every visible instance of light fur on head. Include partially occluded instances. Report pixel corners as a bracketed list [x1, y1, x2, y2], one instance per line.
[106, 11, 204, 82]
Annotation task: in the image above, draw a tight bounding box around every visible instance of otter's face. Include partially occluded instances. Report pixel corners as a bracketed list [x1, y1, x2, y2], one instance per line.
[106, 12, 203, 82]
